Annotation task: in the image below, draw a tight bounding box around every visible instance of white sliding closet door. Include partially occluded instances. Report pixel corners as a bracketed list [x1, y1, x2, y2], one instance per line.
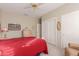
[42, 18, 57, 46]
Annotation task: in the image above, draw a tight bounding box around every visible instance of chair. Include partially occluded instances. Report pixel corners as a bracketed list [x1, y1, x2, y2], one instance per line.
[65, 42, 79, 56]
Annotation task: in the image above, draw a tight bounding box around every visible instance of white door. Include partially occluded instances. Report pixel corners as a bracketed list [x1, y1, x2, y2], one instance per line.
[36, 24, 40, 38]
[42, 19, 48, 40]
[42, 18, 57, 46]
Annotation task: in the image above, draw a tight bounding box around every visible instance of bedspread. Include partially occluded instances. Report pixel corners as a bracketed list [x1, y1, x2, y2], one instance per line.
[0, 37, 48, 56]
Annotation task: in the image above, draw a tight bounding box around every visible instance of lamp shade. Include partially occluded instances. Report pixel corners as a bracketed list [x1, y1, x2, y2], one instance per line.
[2, 28, 8, 32]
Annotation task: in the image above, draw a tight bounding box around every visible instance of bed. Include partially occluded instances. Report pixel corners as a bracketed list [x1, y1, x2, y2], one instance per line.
[0, 37, 48, 56]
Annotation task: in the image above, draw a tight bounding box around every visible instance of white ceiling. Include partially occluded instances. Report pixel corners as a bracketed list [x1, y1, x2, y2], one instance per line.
[0, 3, 64, 18]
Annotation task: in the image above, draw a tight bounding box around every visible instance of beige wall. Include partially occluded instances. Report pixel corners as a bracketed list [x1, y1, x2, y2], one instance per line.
[61, 10, 79, 48]
[0, 11, 38, 38]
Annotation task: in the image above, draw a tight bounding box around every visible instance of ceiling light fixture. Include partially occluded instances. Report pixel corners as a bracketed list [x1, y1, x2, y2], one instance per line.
[31, 3, 38, 11]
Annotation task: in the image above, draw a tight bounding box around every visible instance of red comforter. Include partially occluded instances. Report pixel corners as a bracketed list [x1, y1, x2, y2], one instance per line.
[0, 37, 48, 56]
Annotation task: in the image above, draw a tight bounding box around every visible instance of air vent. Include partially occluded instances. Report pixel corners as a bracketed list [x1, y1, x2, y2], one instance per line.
[24, 13, 28, 16]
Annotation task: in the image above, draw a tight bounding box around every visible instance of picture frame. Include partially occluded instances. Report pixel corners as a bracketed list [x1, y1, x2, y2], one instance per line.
[57, 21, 61, 31]
[8, 24, 21, 31]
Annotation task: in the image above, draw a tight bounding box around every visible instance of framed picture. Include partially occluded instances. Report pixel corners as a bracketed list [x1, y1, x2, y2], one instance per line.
[57, 21, 61, 31]
[8, 24, 21, 31]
